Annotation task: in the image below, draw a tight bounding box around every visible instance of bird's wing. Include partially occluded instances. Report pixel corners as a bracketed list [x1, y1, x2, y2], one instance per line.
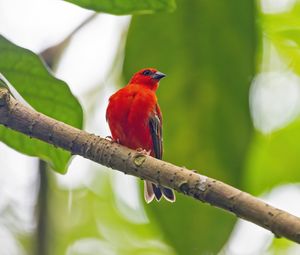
[149, 104, 163, 159]
[147, 103, 175, 203]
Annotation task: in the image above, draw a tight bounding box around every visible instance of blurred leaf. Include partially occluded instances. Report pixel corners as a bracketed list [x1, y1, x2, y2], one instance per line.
[245, 1, 300, 194]
[124, 0, 256, 253]
[0, 35, 83, 173]
[263, 2, 300, 75]
[270, 235, 295, 254]
[245, 120, 300, 194]
[64, 0, 176, 15]
[48, 170, 175, 255]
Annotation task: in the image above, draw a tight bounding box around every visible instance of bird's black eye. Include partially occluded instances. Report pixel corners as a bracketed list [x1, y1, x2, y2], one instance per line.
[142, 70, 152, 76]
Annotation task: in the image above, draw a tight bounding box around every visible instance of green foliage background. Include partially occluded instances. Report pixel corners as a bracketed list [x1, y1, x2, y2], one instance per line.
[1, 0, 300, 254]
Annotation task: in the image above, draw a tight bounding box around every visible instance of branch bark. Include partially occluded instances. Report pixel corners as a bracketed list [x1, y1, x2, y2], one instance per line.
[0, 87, 300, 243]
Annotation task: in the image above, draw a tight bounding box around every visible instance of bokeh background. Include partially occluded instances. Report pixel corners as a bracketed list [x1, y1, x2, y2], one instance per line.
[1, 0, 300, 254]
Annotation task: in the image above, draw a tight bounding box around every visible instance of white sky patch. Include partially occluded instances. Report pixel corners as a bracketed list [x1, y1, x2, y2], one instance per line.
[55, 14, 131, 97]
[261, 0, 296, 14]
[250, 71, 300, 134]
[0, 0, 93, 53]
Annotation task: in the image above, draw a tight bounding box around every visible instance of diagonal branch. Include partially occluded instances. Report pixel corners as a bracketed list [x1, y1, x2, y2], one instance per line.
[0, 87, 300, 243]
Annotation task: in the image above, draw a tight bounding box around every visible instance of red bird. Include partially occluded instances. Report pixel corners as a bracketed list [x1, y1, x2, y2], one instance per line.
[106, 68, 175, 203]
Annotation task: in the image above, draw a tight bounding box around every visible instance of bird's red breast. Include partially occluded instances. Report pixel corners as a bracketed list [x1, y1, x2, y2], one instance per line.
[106, 83, 159, 154]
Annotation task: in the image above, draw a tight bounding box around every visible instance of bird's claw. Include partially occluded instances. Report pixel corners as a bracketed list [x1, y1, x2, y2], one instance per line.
[136, 148, 151, 155]
[105, 136, 119, 144]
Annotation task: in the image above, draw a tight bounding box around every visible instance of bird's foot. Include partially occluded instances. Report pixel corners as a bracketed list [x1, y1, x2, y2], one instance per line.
[105, 136, 119, 144]
[136, 148, 151, 155]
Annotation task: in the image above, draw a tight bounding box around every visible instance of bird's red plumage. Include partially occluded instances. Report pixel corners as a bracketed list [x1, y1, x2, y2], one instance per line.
[106, 83, 159, 156]
[106, 68, 175, 203]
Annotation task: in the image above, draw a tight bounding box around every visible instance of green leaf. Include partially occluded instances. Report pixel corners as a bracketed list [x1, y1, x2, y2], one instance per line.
[245, 120, 300, 194]
[124, 0, 257, 253]
[64, 0, 176, 15]
[0, 35, 83, 173]
[262, 3, 300, 75]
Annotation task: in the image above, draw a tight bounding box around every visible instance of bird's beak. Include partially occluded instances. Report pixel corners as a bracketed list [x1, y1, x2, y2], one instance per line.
[152, 71, 166, 80]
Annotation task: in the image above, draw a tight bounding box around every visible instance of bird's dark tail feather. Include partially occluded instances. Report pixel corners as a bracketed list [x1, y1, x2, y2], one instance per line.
[144, 181, 176, 203]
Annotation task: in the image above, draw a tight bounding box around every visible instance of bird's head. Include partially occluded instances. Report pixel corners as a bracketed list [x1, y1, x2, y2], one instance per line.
[129, 68, 166, 90]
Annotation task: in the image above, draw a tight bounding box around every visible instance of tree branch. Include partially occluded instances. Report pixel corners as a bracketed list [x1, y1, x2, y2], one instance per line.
[0, 87, 300, 243]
